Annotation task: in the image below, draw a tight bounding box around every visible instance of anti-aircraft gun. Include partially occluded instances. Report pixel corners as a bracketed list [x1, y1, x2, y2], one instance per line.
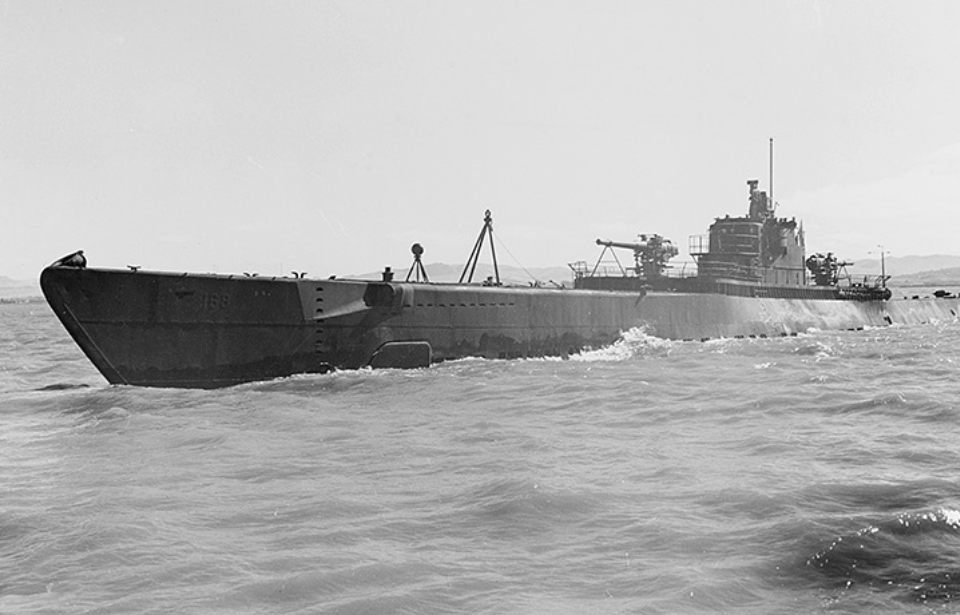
[805, 252, 852, 287]
[595, 234, 679, 279]
[804, 251, 892, 301]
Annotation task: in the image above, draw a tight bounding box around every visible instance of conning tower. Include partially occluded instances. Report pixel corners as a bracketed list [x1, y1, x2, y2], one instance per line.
[691, 180, 806, 286]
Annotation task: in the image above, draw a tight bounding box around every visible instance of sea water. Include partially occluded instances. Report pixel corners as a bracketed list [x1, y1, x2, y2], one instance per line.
[3, 300, 960, 614]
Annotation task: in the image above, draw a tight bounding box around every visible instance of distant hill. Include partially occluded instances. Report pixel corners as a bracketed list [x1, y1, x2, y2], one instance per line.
[0, 276, 41, 299]
[846, 255, 960, 277]
[838, 256, 960, 289]
[891, 267, 960, 288]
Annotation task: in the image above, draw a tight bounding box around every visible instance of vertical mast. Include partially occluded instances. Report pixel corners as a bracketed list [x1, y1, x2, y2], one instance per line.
[769, 137, 774, 206]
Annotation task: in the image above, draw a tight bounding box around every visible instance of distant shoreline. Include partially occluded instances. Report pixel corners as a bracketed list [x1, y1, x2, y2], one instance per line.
[0, 296, 44, 305]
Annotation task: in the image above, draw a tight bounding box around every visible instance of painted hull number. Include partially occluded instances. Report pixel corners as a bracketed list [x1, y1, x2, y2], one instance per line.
[200, 293, 230, 310]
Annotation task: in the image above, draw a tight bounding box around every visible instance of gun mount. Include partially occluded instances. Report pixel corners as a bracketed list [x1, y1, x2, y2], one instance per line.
[595, 234, 679, 279]
[805, 252, 853, 287]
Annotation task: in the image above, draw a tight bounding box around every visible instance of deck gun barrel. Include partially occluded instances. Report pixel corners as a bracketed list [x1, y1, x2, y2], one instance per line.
[596, 237, 678, 258]
[596, 239, 651, 252]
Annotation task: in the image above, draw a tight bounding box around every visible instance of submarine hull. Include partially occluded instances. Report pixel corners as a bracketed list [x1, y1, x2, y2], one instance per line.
[40, 266, 960, 388]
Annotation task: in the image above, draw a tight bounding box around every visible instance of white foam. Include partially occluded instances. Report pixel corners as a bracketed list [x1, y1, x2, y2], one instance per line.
[571, 326, 675, 362]
[939, 508, 960, 527]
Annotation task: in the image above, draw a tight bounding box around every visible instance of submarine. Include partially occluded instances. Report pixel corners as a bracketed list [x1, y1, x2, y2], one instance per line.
[41, 175, 960, 388]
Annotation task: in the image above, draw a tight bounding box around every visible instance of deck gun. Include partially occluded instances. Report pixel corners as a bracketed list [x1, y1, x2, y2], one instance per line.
[595, 234, 678, 279]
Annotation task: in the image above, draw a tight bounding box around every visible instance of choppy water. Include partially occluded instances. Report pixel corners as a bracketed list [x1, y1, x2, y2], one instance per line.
[4, 300, 960, 614]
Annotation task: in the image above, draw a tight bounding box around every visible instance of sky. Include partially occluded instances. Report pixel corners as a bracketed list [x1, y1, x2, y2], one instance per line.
[3, 0, 960, 282]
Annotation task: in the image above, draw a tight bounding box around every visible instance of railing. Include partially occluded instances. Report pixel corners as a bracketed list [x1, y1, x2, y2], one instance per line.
[661, 261, 698, 279]
[568, 260, 627, 279]
[568, 260, 592, 278]
[689, 233, 761, 257]
[689, 234, 709, 256]
[569, 260, 699, 279]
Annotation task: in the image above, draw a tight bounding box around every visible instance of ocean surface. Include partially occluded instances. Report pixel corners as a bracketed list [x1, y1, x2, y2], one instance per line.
[4, 300, 960, 614]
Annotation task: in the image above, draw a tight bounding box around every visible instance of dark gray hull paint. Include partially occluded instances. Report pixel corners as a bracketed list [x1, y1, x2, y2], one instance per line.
[40, 266, 960, 388]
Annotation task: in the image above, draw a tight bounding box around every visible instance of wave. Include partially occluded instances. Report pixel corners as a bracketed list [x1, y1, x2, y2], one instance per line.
[807, 508, 960, 603]
[571, 326, 677, 362]
[449, 477, 610, 539]
[32, 383, 91, 392]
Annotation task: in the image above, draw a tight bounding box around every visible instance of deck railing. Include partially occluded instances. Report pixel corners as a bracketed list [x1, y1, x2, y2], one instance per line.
[569, 260, 699, 280]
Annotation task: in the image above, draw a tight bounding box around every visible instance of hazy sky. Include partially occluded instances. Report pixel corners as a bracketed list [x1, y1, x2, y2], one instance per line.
[3, 1, 960, 281]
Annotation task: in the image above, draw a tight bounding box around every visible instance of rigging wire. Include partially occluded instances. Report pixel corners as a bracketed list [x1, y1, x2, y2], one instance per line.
[493, 232, 541, 285]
